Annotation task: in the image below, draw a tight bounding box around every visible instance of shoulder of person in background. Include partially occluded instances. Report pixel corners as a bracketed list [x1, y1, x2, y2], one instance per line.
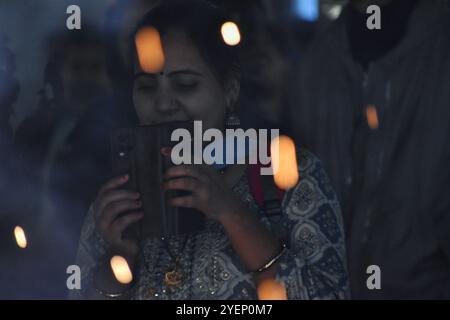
[14, 101, 63, 153]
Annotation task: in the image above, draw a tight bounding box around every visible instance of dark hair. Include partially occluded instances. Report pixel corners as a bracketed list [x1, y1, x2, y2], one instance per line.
[131, 0, 240, 85]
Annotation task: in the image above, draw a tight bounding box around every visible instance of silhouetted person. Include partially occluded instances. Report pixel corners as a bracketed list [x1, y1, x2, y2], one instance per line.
[288, 0, 450, 298]
[14, 28, 125, 298]
[0, 35, 23, 299]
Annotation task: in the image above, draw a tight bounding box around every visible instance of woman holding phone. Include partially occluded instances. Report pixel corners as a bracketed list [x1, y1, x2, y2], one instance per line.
[72, 0, 349, 300]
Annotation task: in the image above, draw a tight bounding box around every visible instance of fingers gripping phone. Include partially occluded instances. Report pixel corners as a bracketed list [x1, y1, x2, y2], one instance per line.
[110, 121, 205, 240]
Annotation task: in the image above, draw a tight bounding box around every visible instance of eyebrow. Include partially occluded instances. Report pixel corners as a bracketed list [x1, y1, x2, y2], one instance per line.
[134, 69, 203, 79]
[167, 69, 203, 77]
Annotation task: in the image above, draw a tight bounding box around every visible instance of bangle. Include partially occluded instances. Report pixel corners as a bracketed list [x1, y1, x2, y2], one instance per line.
[254, 243, 287, 274]
[92, 265, 136, 299]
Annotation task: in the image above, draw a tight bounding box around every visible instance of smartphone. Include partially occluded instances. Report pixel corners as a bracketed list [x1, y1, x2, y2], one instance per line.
[110, 121, 205, 240]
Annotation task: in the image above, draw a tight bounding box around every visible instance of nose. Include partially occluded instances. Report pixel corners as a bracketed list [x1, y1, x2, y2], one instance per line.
[155, 90, 181, 117]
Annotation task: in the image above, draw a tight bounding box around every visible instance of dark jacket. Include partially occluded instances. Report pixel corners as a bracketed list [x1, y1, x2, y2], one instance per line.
[288, 0, 450, 298]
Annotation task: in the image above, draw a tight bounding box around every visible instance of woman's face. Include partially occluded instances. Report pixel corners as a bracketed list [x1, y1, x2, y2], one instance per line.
[133, 28, 236, 131]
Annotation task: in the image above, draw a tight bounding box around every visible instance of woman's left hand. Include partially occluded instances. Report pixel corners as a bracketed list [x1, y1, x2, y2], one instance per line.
[162, 164, 241, 221]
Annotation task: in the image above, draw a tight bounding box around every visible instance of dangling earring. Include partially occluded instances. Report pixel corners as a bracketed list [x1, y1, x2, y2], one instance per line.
[225, 108, 241, 129]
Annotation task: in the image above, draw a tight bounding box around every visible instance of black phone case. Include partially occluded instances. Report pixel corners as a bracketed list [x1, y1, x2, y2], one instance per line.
[110, 121, 205, 240]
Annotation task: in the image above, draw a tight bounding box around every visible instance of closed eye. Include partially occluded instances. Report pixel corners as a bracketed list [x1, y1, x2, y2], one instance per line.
[175, 81, 198, 89]
[135, 80, 157, 92]
[172, 79, 200, 92]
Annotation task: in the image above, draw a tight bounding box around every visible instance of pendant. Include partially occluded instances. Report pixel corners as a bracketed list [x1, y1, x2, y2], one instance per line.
[164, 270, 184, 288]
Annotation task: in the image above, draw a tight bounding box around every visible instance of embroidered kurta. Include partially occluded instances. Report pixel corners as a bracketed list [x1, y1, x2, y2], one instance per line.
[71, 149, 350, 299]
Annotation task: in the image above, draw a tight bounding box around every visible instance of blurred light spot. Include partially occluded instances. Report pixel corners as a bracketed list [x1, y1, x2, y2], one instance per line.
[257, 278, 288, 300]
[221, 22, 241, 46]
[14, 226, 27, 249]
[110, 255, 133, 284]
[271, 135, 299, 190]
[323, 4, 343, 20]
[294, 0, 319, 22]
[366, 105, 379, 130]
[135, 27, 165, 73]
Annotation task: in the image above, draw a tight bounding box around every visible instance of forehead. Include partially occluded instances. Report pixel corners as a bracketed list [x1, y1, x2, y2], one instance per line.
[134, 28, 214, 76]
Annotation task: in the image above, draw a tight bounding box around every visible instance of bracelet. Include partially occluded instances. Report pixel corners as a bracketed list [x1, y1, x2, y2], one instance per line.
[92, 265, 136, 299]
[254, 243, 287, 273]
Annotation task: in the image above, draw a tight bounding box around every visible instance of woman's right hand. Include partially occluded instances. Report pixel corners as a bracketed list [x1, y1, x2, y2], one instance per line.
[93, 174, 144, 263]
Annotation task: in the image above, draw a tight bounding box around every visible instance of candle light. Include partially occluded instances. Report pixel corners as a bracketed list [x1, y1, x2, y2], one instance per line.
[14, 226, 27, 249]
[221, 21, 241, 46]
[366, 105, 379, 130]
[271, 135, 299, 190]
[110, 255, 133, 284]
[257, 278, 288, 300]
[135, 26, 165, 73]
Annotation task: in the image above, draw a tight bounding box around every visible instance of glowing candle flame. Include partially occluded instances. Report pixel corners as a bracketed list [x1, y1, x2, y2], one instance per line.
[257, 278, 288, 300]
[14, 226, 27, 249]
[110, 255, 133, 284]
[135, 26, 165, 73]
[271, 135, 299, 190]
[366, 105, 379, 130]
[221, 21, 241, 46]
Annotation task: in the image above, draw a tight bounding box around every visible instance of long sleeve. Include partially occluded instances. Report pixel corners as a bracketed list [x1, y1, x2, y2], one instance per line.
[433, 131, 450, 266]
[273, 149, 350, 299]
[69, 205, 108, 299]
